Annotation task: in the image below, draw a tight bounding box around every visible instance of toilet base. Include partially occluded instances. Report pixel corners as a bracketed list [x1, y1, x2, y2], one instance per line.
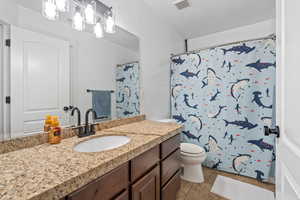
[181, 164, 204, 183]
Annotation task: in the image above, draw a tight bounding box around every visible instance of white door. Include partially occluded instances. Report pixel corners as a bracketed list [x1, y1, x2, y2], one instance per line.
[10, 26, 70, 138]
[276, 0, 300, 199]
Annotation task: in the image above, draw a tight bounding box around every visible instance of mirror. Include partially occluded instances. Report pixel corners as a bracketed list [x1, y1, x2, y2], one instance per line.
[0, 0, 140, 140]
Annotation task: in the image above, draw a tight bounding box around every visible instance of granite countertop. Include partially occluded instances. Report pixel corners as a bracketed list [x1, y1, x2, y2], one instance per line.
[104, 120, 182, 136]
[0, 120, 182, 200]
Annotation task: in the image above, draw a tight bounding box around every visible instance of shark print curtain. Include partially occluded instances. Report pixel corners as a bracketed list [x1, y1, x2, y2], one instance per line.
[171, 38, 276, 181]
[116, 62, 140, 118]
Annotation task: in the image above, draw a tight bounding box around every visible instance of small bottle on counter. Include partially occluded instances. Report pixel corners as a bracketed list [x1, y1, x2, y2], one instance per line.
[48, 116, 62, 144]
[44, 115, 52, 132]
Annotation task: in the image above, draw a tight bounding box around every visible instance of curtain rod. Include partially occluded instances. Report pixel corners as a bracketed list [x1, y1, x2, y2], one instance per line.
[117, 61, 139, 67]
[170, 34, 276, 58]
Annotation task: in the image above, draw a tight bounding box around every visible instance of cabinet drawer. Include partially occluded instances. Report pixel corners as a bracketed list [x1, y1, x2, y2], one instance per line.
[68, 162, 129, 200]
[131, 165, 160, 200]
[161, 148, 180, 186]
[114, 190, 129, 200]
[160, 134, 180, 159]
[161, 170, 181, 200]
[131, 145, 159, 182]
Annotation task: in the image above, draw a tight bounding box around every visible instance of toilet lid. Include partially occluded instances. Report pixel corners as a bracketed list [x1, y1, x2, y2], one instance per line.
[180, 143, 205, 155]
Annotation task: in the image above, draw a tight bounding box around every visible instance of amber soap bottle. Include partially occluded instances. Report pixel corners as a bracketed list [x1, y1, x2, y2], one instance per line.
[48, 116, 62, 144]
[44, 115, 52, 132]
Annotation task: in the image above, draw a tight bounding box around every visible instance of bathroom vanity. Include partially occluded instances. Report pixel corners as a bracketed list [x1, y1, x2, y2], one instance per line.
[0, 119, 183, 200]
[66, 134, 181, 200]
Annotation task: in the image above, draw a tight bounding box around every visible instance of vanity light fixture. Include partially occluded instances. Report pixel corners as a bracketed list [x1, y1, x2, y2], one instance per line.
[72, 6, 85, 31]
[84, 1, 96, 25]
[105, 8, 115, 34]
[55, 0, 69, 12]
[94, 21, 104, 38]
[42, 0, 116, 38]
[43, 0, 58, 20]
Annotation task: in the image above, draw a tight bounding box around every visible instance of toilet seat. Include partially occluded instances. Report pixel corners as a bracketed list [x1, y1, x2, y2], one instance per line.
[180, 143, 205, 157]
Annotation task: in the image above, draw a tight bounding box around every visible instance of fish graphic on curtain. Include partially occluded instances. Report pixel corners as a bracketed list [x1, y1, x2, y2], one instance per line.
[116, 62, 140, 118]
[170, 39, 276, 181]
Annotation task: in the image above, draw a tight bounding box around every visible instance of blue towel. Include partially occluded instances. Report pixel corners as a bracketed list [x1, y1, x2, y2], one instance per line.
[91, 90, 111, 120]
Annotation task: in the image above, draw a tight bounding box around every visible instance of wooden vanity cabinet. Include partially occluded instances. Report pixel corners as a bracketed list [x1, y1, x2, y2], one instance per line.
[67, 162, 129, 200]
[65, 133, 181, 200]
[131, 165, 160, 200]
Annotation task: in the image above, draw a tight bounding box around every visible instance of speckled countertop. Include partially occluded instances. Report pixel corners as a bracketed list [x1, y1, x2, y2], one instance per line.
[0, 120, 182, 200]
[104, 120, 183, 136]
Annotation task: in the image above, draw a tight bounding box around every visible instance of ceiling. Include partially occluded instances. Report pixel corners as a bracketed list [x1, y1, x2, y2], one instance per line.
[142, 0, 275, 39]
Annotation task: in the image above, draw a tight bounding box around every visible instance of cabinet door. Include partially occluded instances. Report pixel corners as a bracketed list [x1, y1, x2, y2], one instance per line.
[161, 170, 181, 200]
[132, 165, 160, 200]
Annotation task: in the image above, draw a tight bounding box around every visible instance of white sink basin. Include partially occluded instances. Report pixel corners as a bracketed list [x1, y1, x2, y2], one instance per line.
[74, 135, 131, 153]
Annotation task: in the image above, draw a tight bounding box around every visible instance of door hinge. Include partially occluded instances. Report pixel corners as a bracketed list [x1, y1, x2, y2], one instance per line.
[5, 39, 10, 47]
[264, 126, 280, 138]
[5, 96, 10, 104]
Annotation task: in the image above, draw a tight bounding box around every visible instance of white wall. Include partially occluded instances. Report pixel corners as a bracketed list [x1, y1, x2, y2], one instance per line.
[0, 0, 18, 25]
[187, 19, 275, 51]
[101, 0, 185, 120]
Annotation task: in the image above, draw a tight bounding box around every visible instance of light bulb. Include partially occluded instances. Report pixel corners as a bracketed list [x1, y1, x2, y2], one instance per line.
[94, 22, 103, 38]
[55, 0, 69, 12]
[72, 10, 84, 31]
[84, 3, 95, 24]
[43, 0, 58, 20]
[105, 16, 115, 33]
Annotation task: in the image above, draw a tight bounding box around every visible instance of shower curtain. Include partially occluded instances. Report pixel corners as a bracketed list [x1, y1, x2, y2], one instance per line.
[116, 62, 140, 118]
[170, 38, 276, 181]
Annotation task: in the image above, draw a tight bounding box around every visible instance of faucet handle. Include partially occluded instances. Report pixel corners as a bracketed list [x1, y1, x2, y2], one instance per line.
[73, 126, 84, 137]
[90, 123, 96, 134]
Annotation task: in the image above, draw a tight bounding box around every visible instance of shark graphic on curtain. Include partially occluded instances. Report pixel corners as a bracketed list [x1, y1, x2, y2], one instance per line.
[170, 38, 276, 181]
[116, 62, 140, 118]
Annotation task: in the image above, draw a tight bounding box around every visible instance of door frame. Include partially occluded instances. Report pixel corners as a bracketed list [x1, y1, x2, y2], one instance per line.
[0, 22, 10, 140]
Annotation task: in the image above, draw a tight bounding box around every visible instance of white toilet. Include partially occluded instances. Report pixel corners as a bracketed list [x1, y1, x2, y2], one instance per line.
[180, 143, 206, 183]
[155, 119, 207, 183]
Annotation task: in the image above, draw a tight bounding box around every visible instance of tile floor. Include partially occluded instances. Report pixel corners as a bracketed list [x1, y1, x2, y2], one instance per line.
[176, 167, 275, 200]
